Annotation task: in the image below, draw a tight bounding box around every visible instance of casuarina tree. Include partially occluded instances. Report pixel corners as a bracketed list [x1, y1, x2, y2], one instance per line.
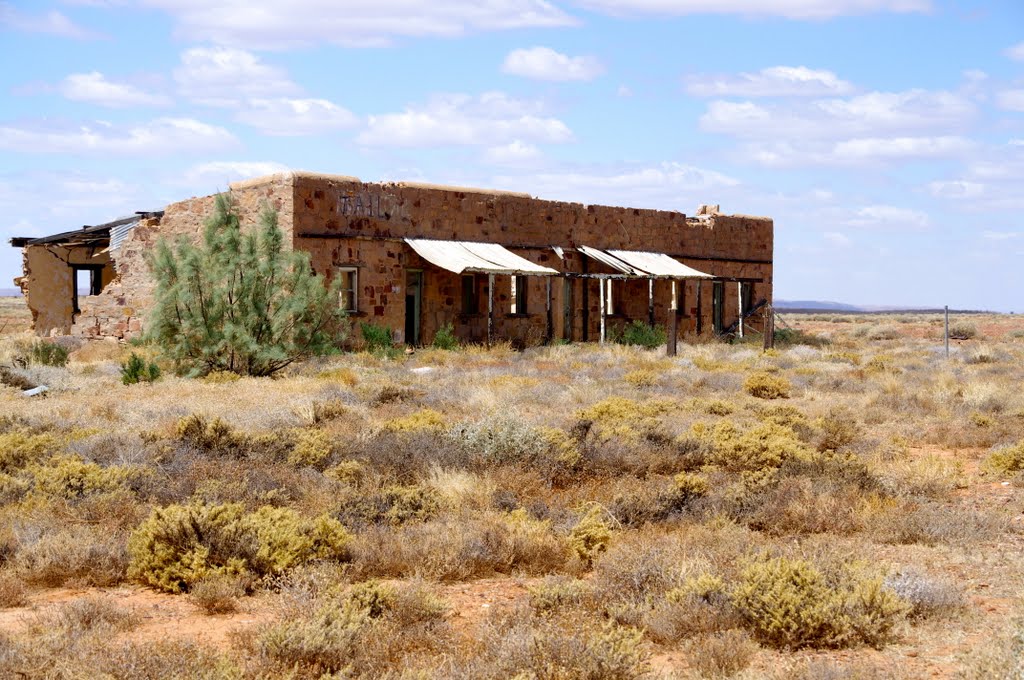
[146, 193, 344, 376]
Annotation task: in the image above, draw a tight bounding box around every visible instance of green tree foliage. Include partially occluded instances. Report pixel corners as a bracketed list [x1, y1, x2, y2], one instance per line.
[146, 193, 344, 376]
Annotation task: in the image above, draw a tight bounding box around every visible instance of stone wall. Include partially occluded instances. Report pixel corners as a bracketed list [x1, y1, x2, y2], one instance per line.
[19, 244, 112, 336]
[26, 170, 772, 344]
[291, 174, 773, 345]
[70, 174, 295, 339]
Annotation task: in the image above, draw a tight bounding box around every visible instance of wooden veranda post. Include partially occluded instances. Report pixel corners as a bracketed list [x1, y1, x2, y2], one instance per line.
[599, 277, 607, 344]
[667, 279, 678, 356]
[648, 278, 655, 326]
[737, 282, 744, 339]
[486, 273, 494, 349]
[695, 280, 703, 335]
[545, 277, 553, 344]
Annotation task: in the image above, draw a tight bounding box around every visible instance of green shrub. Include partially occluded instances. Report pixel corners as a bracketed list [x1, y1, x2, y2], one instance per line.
[743, 371, 791, 399]
[345, 580, 396, 618]
[127, 503, 352, 593]
[730, 556, 907, 650]
[616, 320, 666, 349]
[773, 328, 829, 348]
[0, 431, 60, 472]
[120, 352, 161, 385]
[29, 341, 69, 367]
[288, 429, 334, 469]
[28, 455, 130, 498]
[431, 323, 459, 350]
[360, 322, 394, 354]
[146, 193, 345, 377]
[174, 414, 244, 456]
[337, 485, 442, 527]
[706, 421, 811, 473]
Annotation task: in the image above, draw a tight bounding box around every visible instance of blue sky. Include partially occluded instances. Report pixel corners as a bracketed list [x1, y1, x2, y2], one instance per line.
[1, 0, 1022, 309]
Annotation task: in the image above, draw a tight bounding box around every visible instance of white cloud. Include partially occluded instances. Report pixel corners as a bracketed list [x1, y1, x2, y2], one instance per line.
[59, 71, 171, 108]
[358, 92, 573, 147]
[824, 231, 851, 248]
[701, 90, 973, 139]
[502, 47, 604, 81]
[0, 118, 237, 155]
[142, 0, 575, 49]
[571, 0, 930, 20]
[181, 161, 291, 186]
[996, 89, 1024, 112]
[982, 230, 1021, 241]
[494, 161, 739, 208]
[174, 46, 299, 106]
[235, 98, 359, 136]
[0, 2, 101, 39]
[1005, 42, 1024, 61]
[831, 135, 972, 160]
[483, 140, 543, 166]
[848, 204, 930, 229]
[686, 66, 854, 97]
[616, 84, 633, 97]
[927, 179, 984, 199]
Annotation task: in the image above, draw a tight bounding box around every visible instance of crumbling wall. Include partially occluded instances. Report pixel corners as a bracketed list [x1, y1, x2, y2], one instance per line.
[71, 175, 295, 339]
[19, 245, 112, 336]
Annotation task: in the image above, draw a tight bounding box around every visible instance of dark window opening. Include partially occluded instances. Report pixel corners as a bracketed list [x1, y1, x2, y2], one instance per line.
[72, 265, 104, 314]
[461, 275, 479, 314]
[741, 283, 755, 315]
[511, 275, 528, 314]
[712, 281, 724, 334]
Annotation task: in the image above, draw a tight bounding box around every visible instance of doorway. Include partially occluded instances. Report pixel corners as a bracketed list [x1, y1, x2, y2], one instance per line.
[562, 277, 573, 341]
[712, 281, 724, 334]
[405, 269, 423, 345]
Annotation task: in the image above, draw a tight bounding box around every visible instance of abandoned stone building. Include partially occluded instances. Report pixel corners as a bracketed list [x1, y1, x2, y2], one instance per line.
[10, 171, 774, 347]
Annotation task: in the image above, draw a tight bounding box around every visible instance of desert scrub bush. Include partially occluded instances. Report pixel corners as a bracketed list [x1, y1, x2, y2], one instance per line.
[528, 576, 590, 614]
[815, 409, 860, 452]
[575, 396, 678, 442]
[883, 569, 963, 620]
[431, 322, 459, 350]
[774, 328, 829, 348]
[730, 556, 908, 650]
[28, 340, 69, 367]
[13, 524, 129, 587]
[360, 321, 398, 358]
[0, 572, 28, 608]
[0, 431, 61, 472]
[189, 573, 246, 614]
[174, 414, 245, 456]
[27, 454, 130, 498]
[127, 502, 351, 592]
[948, 320, 978, 340]
[614, 320, 667, 349]
[703, 420, 812, 473]
[120, 352, 161, 385]
[335, 484, 442, 527]
[686, 629, 758, 678]
[984, 441, 1024, 475]
[624, 368, 657, 388]
[287, 428, 334, 469]
[38, 595, 139, 634]
[146, 193, 345, 377]
[743, 371, 792, 399]
[569, 506, 614, 569]
[254, 597, 369, 676]
[384, 409, 447, 433]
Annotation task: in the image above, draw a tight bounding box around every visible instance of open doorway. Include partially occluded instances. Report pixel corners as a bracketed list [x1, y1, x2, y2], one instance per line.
[72, 265, 103, 314]
[405, 269, 423, 345]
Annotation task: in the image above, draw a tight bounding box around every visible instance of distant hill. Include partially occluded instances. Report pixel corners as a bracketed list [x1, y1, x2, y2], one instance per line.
[0, 288, 22, 297]
[774, 300, 862, 311]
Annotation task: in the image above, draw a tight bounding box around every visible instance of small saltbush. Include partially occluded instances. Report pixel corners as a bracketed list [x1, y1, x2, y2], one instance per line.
[985, 441, 1024, 475]
[730, 556, 907, 650]
[29, 341, 69, 367]
[336, 484, 442, 528]
[174, 414, 245, 457]
[528, 576, 590, 613]
[948, 321, 978, 340]
[706, 420, 811, 473]
[255, 598, 369, 675]
[28, 455, 130, 498]
[431, 323, 459, 350]
[616, 320, 667, 349]
[120, 352, 161, 385]
[188, 573, 245, 614]
[288, 429, 333, 469]
[127, 502, 352, 593]
[0, 431, 60, 472]
[743, 372, 791, 399]
[569, 506, 613, 569]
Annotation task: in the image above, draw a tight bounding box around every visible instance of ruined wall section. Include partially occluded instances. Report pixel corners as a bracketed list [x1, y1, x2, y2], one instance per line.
[291, 175, 773, 343]
[19, 245, 112, 336]
[71, 175, 295, 339]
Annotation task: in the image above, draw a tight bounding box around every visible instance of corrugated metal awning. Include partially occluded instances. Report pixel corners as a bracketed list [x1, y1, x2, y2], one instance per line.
[405, 238, 559, 276]
[580, 245, 713, 279]
[109, 218, 141, 252]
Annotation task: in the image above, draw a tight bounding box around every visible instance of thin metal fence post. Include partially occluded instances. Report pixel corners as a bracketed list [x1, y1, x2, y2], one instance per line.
[945, 305, 949, 358]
